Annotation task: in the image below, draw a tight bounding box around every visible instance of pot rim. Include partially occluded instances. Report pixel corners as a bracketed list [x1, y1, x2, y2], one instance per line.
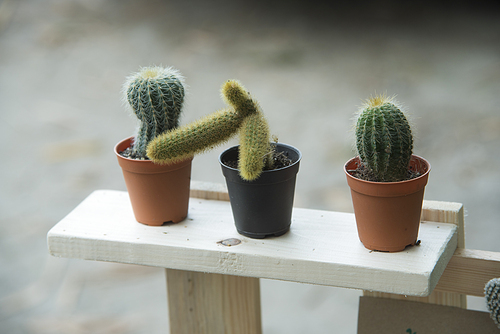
[344, 155, 431, 197]
[115, 136, 193, 173]
[344, 155, 431, 185]
[218, 142, 302, 174]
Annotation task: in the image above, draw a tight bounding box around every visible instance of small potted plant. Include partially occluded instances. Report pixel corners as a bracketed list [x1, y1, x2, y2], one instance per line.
[218, 80, 301, 239]
[147, 80, 302, 239]
[344, 94, 430, 252]
[115, 66, 194, 226]
[485, 278, 500, 328]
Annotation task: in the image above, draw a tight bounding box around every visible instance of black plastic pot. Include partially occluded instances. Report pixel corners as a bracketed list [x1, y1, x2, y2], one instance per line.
[219, 143, 301, 239]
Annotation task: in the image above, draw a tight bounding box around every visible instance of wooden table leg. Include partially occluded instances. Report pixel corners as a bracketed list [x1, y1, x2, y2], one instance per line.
[166, 269, 262, 334]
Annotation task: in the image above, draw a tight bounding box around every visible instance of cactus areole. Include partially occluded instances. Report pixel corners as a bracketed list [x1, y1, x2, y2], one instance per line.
[355, 95, 413, 182]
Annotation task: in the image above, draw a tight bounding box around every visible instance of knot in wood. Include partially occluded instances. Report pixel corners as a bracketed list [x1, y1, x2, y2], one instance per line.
[218, 238, 241, 247]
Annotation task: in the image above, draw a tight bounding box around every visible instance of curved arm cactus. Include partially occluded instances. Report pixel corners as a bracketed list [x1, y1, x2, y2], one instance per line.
[147, 107, 246, 164]
[355, 95, 413, 182]
[485, 278, 500, 328]
[146, 80, 259, 165]
[237, 111, 272, 181]
[147, 79, 274, 181]
[124, 66, 185, 159]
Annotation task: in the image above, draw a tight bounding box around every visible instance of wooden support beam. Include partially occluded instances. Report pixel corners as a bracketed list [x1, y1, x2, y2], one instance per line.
[166, 269, 262, 334]
[435, 248, 500, 296]
[190, 180, 229, 201]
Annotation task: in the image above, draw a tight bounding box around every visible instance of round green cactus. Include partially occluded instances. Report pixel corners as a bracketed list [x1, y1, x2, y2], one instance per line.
[485, 278, 500, 328]
[124, 66, 185, 159]
[146, 80, 259, 165]
[355, 95, 413, 182]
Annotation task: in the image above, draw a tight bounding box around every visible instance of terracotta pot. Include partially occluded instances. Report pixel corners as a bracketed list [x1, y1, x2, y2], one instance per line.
[344, 155, 431, 252]
[219, 143, 301, 239]
[115, 137, 193, 226]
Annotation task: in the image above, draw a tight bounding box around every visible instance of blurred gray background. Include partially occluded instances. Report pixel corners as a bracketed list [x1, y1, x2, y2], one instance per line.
[1, 0, 499, 333]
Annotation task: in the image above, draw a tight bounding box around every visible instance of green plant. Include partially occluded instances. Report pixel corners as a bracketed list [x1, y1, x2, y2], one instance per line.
[237, 110, 273, 181]
[355, 94, 413, 182]
[485, 278, 500, 328]
[147, 80, 274, 181]
[124, 66, 185, 159]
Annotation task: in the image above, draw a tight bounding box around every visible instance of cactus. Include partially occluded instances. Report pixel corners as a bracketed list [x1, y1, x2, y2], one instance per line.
[238, 111, 273, 181]
[147, 79, 275, 181]
[223, 80, 273, 181]
[355, 94, 413, 182]
[485, 278, 500, 328]
[124, 66, 185, 159]
[222, 80, 274, 181]
[147, 80, 259, 166]
[147, 107, 246, 164]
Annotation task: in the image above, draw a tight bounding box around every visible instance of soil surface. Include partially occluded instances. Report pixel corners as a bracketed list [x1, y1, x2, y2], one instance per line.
[348, 162, 421, 182]
[119, 146, 149, 160]
[222, 147, 294, 171]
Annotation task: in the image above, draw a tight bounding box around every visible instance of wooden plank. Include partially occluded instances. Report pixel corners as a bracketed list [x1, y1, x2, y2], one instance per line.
[47, 190, 457, 296]
[434, 248, 500, 296]
[421, 200, 465, 248]
[189, 183, 495, 298]
[190, 180, 229, 201]
[166, 269, 261, 334]
[364, 199, 466, 307]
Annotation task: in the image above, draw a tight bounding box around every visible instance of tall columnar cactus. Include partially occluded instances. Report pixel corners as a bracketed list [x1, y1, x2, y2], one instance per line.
[485, 278, 500, 328]
[237, 111, 272, 181]
[222, 80, 273, 181]
[146, 80, 259, 165]
[355, 95, 413, 182]
[124, 66, 185, 159]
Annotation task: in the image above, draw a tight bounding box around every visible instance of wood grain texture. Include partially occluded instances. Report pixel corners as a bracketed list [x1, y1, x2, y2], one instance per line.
[47, 190, 457, 296]
[166, 269, 261, 334]
[186, 184, 495, 298]
[434, 248, 500, 296]
[190, 180, 229, 201]
[421, 200, 465, 248]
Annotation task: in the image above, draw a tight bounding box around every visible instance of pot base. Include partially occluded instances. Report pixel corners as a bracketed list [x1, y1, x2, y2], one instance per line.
[361, 240, 417, 252]
[236, 226, 290, 239]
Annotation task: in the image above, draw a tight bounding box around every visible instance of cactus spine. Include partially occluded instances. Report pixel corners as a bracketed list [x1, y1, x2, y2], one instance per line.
[124, 66, 185, 159]
[146, 80, 259, 165]
[355, 95, 413, 182]
[485, 278, 500, 328]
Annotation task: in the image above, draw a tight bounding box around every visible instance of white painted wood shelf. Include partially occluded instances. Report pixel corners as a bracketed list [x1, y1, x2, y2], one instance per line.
[48, 189, 457, 297]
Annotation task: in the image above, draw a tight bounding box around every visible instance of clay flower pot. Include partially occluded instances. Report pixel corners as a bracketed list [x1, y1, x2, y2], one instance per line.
[115, 137, 193, 226]
[219, 143, 301, 239]
[344, 155, 431, 252]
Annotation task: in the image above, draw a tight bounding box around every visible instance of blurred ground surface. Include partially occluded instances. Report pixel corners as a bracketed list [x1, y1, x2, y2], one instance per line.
[1, 1, 499, 333]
